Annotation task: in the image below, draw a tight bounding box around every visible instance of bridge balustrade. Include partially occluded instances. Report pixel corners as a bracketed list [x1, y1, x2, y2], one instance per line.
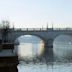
[13, 28, 48, 31]
[53, 28, 72, 30]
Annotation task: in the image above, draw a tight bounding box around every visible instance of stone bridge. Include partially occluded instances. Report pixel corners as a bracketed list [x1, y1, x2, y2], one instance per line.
[0, 28, 72, 60]
[0, 28, 72, 72]
[2, 28, 71, 61]
[6, 28, 72, 47]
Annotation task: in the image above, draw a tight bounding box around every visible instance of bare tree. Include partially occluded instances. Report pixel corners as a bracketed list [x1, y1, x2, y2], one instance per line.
[1, 20, 10, 43]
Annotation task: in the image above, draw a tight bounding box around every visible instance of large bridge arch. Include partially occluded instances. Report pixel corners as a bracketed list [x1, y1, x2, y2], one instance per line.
[8, 31, 48, 43]
[14, 34, 46, 45]
[14, 34, 45, 61]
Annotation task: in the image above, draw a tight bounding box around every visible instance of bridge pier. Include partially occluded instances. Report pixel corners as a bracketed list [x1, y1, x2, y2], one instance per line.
[44, 42, 53, 63]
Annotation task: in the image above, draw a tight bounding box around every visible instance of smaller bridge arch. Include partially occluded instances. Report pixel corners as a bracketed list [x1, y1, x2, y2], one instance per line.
[53, 34, 72, 62]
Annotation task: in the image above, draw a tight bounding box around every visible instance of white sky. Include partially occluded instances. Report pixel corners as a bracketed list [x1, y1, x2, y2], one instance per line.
[0, 0, 72, 28]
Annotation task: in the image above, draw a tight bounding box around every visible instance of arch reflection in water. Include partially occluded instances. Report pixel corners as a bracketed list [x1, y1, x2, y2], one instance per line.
[53, 35, 72, 62]
[14, 35, 45, 61]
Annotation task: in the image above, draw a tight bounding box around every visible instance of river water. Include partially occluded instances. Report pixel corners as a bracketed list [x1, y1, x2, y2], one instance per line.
[17, 62, 72, 72]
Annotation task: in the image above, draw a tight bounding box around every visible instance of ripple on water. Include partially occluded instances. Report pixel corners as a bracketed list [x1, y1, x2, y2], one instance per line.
[18, 63, 72, 72]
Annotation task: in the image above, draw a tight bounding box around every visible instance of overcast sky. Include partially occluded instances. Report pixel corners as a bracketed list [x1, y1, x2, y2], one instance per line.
[0, 0, 72, 28]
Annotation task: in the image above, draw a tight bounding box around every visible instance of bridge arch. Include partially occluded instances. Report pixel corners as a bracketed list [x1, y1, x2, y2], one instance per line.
[13, 32, 46, 42]
[14, 34, 45, 61]
[53, 34, 72, 62]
